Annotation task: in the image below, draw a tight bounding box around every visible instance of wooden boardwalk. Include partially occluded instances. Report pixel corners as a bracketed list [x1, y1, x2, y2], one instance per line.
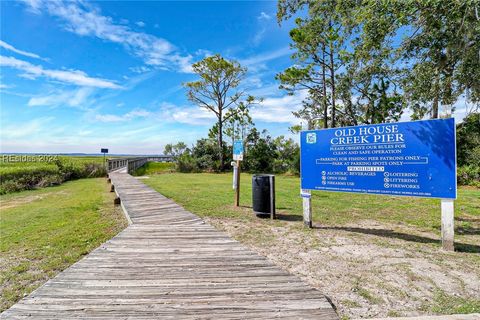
[2, 172, 338, 319]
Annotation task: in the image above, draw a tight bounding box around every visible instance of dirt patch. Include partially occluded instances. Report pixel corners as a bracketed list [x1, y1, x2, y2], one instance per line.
[0, 191, 68, 210]
[206, 215, 480, 318]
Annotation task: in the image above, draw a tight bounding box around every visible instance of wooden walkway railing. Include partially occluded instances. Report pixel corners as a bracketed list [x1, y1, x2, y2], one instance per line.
[1, 171, 338, 319]
[107, 155, 173, 173]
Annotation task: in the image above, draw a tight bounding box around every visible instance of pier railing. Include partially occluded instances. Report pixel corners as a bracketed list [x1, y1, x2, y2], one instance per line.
[107, 156, 173, 173]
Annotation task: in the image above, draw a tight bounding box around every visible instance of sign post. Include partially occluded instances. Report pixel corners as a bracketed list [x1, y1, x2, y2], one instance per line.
[301, 122, 313, 228]
[441, 199, 455, 251]
[300, 119, 457, 251]
[233, 140, 244, 207]
[101, 148, 109, 170]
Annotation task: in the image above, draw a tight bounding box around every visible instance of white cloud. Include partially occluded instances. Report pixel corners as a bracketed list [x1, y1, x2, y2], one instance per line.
[135, 21, 146, 27]
[195, 49, 213, 58]
[28, 87, 94, 108]
[0, 83, 13, 89]
[94, 108, 151, 122]
[129, 66, 151, 74]
[0, 55, 121, 88]
[252, 28, 266, 46]
[258, 12, 272, 21]
[251, 91, 307, 124]
[150, 102, 215, 126]
[0, 40, 43, 60]
[21, 0, 192, 72]
[240, 47, 291, 71]
[1, 117, 54, 139]
[171, 108, 216, 126]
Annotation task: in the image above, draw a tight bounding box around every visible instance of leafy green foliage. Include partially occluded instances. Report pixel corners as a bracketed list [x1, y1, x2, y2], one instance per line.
[457, 166, 480, 187]
[169, 128, 299, 174]
[457, 113, 480, 167]
[164, 142, 188, 159]
[173, 138, 228, 173]
[277, 0, 480, 127]
[183, 54, 259, 169]
[243, 131, 277, 173]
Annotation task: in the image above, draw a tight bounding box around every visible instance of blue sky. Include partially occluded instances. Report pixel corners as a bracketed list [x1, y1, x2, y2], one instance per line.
[0, 1, 472, 155]
[1, 0, 304, 154]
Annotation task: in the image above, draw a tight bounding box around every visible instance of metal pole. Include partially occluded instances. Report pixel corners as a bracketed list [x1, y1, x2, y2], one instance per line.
[234, 160, 241, 207]
[269, 175, 275, 219]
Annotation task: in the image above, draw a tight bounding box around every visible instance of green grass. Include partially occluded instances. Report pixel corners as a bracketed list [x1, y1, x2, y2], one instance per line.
[0, 155, 106, 175]
[0, 178, 127, 311]
[143, 173, 480, 233]
[0, 155, 108, 194]
[429, 290, 480, 313]
[133, 162, 175, 176]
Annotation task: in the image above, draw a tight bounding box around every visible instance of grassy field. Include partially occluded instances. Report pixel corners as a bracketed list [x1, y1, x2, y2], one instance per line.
[143, 173, 480, 237]
[0, 178, 127, 312]
[0, 156, 108, 194]
[142, 172, 480, 317]
[132, 162, 175, 176]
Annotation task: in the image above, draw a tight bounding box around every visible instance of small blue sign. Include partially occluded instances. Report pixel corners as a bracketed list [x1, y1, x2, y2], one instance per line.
[300, 119, 456, 199]
[233, 140, 244, 160]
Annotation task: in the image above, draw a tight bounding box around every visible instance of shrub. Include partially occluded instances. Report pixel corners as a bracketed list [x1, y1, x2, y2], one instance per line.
[0, 157, 108, 194]
[457, 113, 480, 167]
[176, 154, 199, 173]
[457, 165, 480, 187]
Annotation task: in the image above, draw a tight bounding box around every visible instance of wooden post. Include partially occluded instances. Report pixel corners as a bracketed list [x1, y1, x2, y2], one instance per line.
[441, 199, 454, 251]
[234, 160, 240, 207]
[302, 189, 312, 228]
[301, 121, 313, 228]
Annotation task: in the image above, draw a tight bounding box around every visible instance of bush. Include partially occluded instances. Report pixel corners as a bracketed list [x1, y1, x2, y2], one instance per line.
[0, 157, 107, 194]
[457, 113, 480, 167]
[176, 154, 199, 173]
[457, 165, 480, 187]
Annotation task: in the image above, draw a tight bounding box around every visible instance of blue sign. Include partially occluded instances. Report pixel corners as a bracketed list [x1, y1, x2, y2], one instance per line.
[300, 119, 456, 199]
[233, 140, 244, 160]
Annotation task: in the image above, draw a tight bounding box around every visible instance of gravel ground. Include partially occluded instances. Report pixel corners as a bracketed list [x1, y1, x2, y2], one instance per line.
[206, 213, 480, 318]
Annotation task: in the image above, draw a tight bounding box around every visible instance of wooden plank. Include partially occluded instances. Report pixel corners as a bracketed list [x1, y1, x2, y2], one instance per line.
[1, 171, 338, 319]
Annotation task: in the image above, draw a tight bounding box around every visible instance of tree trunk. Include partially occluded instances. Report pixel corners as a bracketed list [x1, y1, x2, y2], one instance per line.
[218, 117, 224, 170]
[329, 43, 336, 128]
[432, 71, 440, 119]
[322, 44, 328, 129]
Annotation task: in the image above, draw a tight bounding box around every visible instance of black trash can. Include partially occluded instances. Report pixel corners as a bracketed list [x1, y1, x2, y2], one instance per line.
[252, 174, 275, 218]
